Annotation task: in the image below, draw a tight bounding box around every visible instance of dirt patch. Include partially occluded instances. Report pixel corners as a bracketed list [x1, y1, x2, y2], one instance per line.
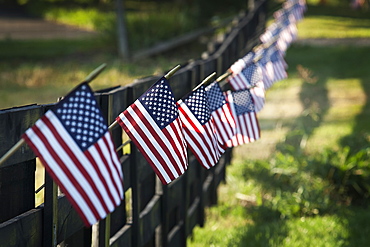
[0, 15, 97, 40]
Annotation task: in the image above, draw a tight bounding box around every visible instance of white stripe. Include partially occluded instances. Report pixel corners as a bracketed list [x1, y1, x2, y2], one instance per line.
[250, 112, 260, 139]
[42, 112, 108, 218]
[212, 110, 233, 144]
[245, 114, 256, 142]
[103, 132, 124, 197]
[135, 103, 187, 172]
[95, 135, 123, 199]
[119, 110, 172, 183]
[178, 102, 217, 168]
[181, 100, 219, 163]
[87, 142, 120, 209]
[165, 118, 187, 172]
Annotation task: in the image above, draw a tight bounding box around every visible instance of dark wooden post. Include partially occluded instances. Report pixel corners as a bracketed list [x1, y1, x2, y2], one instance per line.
[43, 173, 58, 247]
[116, 0, 130, 61]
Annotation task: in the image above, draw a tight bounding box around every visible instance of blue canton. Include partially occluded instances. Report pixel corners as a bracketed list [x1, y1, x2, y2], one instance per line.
[242, 52, 255, 65]
[232, 89, 255, 116]
[183, 86, 211, 125]
[270, 50, 281, 63]
[140, 78, 178, 130]
[205, 82, 226, 112]
[53, 83, 107, 151]
[242, 63, 261, 87]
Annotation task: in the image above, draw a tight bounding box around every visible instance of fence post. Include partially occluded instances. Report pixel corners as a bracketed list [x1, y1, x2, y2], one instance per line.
[43, 173, 58, 247]
[248, 0, 255, 12]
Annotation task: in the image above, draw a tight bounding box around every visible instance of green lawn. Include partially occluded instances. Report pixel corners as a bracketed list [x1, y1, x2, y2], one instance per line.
[188, 2, 370, 247]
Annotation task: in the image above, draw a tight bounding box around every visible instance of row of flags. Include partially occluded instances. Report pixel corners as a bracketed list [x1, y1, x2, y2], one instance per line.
[19, 0, 306, 226]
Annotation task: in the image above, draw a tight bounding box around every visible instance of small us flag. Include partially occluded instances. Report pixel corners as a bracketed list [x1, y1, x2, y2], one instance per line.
[23, 83, 124, 226]
[228, 61, 266, 113]
[225, 89, 260, 147]
[205, 81, 236, 147]
[228, 62, 260, 90]
[178, 86, 225, 169]
[117, 77, 188, 184]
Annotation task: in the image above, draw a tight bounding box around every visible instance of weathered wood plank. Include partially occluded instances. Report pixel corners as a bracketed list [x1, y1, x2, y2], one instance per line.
[109, 224, 132, 247]
[131, 76, 160, 98]
[0, 208, 43, 247]
[57, 196, 85, 243]
[121, 155, 131, 191]
[0, 104, 44, 167]
[167, 176, 185, 212]
[201, 57, 217, 81]
[186, 197, 201, 236]
[167, 222, 185, 247]
[168, 68, 192, 100]
[138, 195, 161, 246]
[0, 159, 36, 223]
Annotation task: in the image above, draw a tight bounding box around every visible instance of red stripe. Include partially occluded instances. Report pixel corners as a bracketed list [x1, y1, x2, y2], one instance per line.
[238, 115, 251, 144]
[99, 136, 122, 199]
[252, 112, 261, 139]
[213, 109, 232, 144]
[84, 142, 118, 208]
[97, 135, 123, 201]
[135, 110, 185, 177]
[179, 105, 217, 168]
[179, 107, 213, 168]
[246, 113, 257, 141]
[105, 132, 124, 179]
[42, 117, 109, 217]
[119, 109, 172, 183]
[162, 119, 188, 171]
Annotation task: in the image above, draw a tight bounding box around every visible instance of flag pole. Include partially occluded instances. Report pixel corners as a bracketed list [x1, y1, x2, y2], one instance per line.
[217, 70, 233, 88]
[0, 64, 108, 168]
[192, 72, 216, 92]
[108, 64, 181, 131]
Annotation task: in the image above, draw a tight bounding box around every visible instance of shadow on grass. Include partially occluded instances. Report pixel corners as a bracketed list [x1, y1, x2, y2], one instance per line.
[231, 206, 288, 246]
[232, 44, 370, 246]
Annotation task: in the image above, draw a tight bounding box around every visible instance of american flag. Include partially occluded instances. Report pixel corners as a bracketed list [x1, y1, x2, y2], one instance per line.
[116, 77, 188, 184]
[269, 47, 288, 83]
[23, 83, 124, 226]
[258, 46, 287, 90]
[178, 86, 225, 169]
[225, 89, 260, 147]
[228, 61, 260, 90]
[229, 52, 255, 77]
[205, 81, 236, 147]
[228, 59, 266, 113]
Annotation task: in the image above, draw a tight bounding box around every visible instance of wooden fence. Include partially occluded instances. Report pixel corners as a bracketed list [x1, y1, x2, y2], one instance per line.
[0, 1, 268, 246]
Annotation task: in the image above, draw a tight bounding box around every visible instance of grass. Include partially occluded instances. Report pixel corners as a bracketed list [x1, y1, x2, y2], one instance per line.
[188, 2, 370, 246]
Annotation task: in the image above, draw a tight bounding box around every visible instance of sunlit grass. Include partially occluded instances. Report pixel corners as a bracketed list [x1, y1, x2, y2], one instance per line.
[297, 16, 370, 39]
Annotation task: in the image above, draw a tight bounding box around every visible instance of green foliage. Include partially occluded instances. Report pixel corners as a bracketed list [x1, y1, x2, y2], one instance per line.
[311, 146, 370, 205]
[243, 149, 332, 219]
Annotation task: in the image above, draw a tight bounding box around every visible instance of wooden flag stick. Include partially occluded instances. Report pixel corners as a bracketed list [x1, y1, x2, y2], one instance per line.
[217, 70, 233, 88]
[108, 64, 181, 131]
[192, 72, 216, 92]
[82, 63, 107, 84]
[217, 70, 232, 83]
[0, 64, 108, 167]
[0, 138, 25, 167]
[164, 64, 181, 79]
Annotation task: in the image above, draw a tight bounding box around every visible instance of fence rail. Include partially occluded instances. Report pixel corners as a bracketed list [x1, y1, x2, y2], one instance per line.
[0, 1, 268, 246]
